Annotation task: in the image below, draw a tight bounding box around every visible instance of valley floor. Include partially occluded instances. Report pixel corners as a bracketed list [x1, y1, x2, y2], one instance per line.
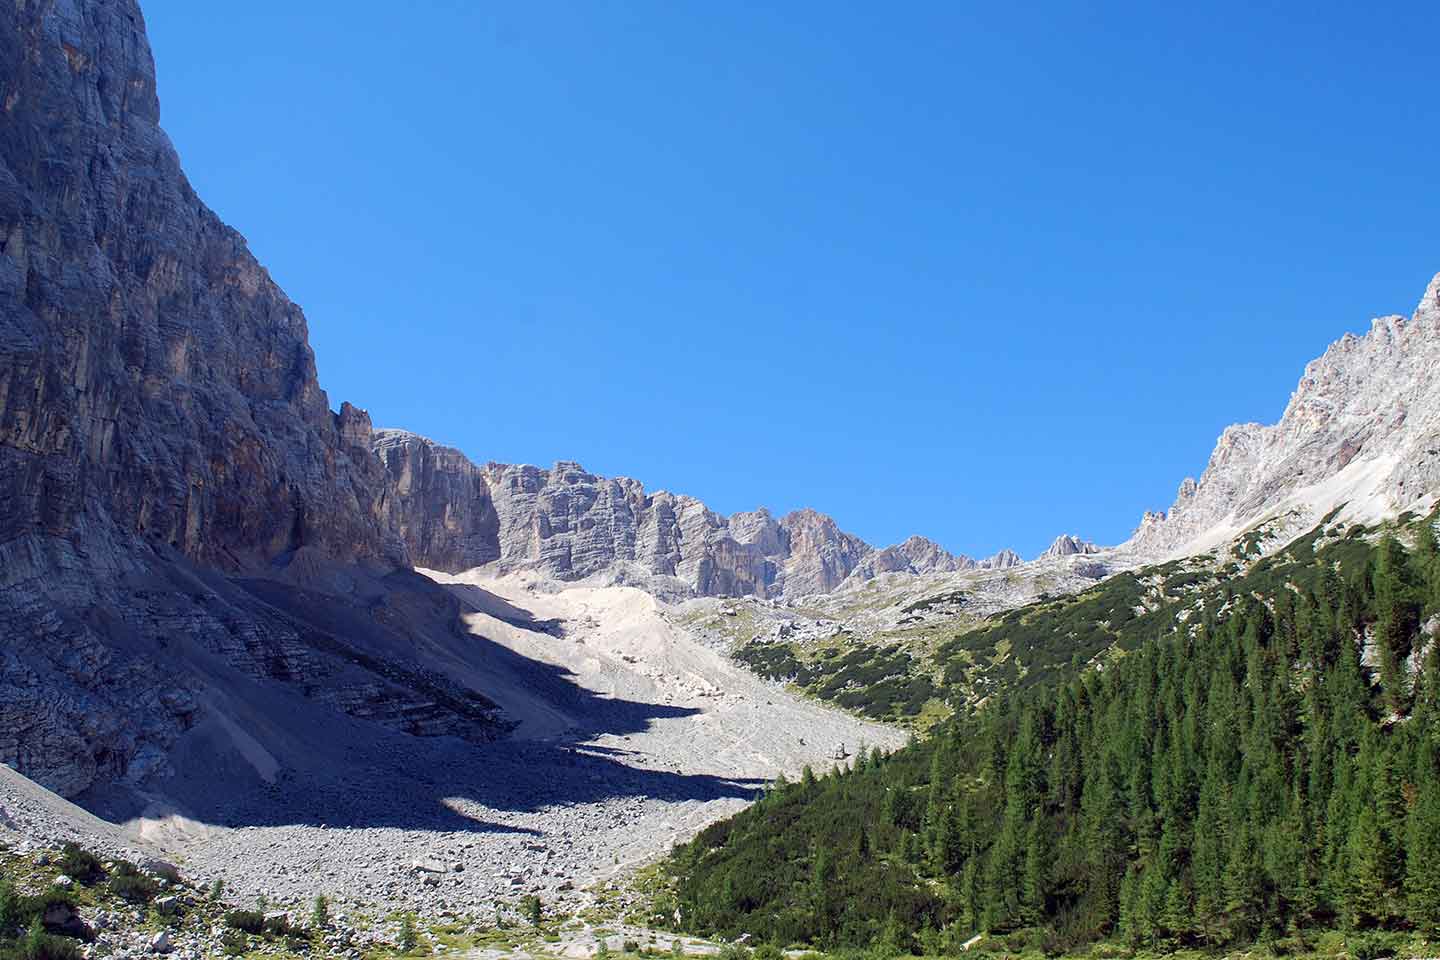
[2, 572, 899, 925]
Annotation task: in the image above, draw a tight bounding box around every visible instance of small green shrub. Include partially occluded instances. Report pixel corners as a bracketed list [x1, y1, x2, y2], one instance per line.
[15, 917, 81, 960]
[0, 875, 19, 931]
[224, 910, 265, 935]
[1348, 932, 1400, 960]
[624, 940, 641, 954]
[148, 907, 182, 931]
[220, 930, 249, 957]
[18, 890, 78, 929]
[1266, 934, 1309, 956]
[207, 879, 225, 903]
[311, 893, 329, 929]
[107, 873, 157, 904]
[56, 845, 102, 887]
[398, 912, 418, 952]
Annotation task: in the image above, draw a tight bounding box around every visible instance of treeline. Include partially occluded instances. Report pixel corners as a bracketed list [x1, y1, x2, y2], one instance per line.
[670, 516, 1440, 952]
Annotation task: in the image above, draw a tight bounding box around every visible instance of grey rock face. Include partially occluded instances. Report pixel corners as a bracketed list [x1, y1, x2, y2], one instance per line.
[1038, 534, 1100, 560]
[841, 535, 975, 586]
[0, 4, 401, 572]
[0, 1, 506, 798]
[375, 430, 500, 572]
[1127, 273, 1440, 559]
[979, 549, 1023, 569]
[373, 433, 882, 599]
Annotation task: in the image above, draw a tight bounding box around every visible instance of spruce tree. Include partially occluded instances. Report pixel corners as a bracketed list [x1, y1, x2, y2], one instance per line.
[1416, 518, 1440, 611]
[1406, 781, 1440, 932]
[1021, 815, 1053, 924]
[1373, 535, 1414, 716]
[1345, 807, 1387, 927]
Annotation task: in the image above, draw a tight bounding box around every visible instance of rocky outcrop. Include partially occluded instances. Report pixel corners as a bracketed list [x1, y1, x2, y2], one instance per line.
[373, 434, 881, 599]
[0, 1, 506, 798]
[1038, 535, 1100, 560]
[979, 549, 1023, 569]
[841, 536, 975, 585]
[374, 430, 499, 572]
[1127, 273, 1440, 559]
[775, 509, 872, 596]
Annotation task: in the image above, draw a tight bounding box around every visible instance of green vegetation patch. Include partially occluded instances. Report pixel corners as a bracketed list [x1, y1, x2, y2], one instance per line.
[676, 511, 1440, 956]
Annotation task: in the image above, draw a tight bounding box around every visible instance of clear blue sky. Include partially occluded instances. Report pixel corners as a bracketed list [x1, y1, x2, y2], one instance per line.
[143, 1, 1439, 560]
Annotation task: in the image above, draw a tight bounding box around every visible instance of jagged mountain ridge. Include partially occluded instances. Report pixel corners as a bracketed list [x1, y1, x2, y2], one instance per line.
[374, 429, 1026, 599]
[1126, 273, 1440, 560]
[375, 278, 1440, 602]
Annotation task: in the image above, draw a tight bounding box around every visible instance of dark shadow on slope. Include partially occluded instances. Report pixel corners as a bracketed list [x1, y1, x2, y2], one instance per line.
[133, 738, 771, 835]
[75, 564, 769, 835]
[433, 579, 566, 635]
[234, 569, 707, 744]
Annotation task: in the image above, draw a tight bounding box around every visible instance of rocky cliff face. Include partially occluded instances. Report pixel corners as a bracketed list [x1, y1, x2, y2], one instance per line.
[375, 430, 499, 572]
[0, 2, 506, 799]
[374, 432, 891, 599]
[0, 4, 401, 573]
[374, 432, 1023, 600]
[1127, 273, 1440, 559]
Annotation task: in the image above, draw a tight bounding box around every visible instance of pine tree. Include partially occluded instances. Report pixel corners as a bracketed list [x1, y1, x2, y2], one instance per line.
[1416, 519, 1440, 611]
[0, 874, 17, 932]
[1081, 756, 1127, 934]
[1021, 816, 1053, 924]
[1346, 804, 1397, 927]
[1415, 638, 1440, 724]
[932, 805, 967, 875]
[1119, 867, 1144, 947]
[1224, 820, 1267, 942]
[1136, 864, 1170, 946]
[1373, 535, 1414, 716]
[1406, 782, 1440, 932]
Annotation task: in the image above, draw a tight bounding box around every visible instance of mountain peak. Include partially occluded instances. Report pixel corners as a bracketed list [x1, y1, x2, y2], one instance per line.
[1127, 270, 1440, 560]
[1039, 534, 1100, 560]
[1418, 271, 1440, 325]
[979, 548, 1023, 569]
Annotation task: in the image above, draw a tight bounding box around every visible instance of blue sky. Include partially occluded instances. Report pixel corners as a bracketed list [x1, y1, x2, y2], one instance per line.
[143, 1, 1439, 560]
